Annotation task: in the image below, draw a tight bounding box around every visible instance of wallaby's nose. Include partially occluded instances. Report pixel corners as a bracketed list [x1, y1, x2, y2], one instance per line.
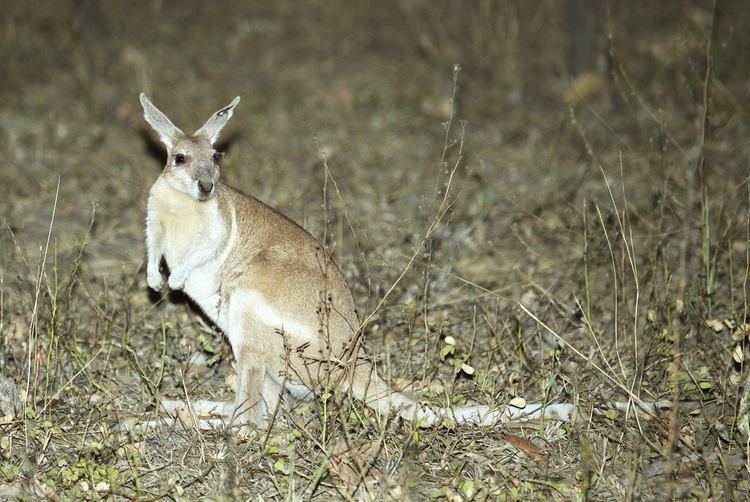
[198, 180, 214, 194]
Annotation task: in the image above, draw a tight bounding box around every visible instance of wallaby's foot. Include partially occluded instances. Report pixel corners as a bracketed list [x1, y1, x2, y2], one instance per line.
[111, 397, 274, 435]
[113, 399, 246, 433]
[147, 264, 164, 290]
[160, 399, 233, 419]
[160, 398, 266, 435]
[167, 270, 187, 290]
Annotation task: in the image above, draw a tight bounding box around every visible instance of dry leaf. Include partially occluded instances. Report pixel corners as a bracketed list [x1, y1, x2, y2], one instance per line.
[94, 481, 110, 493]
[508, 397, 527, 409]
[675, 298, 685, 314]
[732, 344, 744, 364]
[460, 363, 475, 375]
[503, 434, 548, 464]
[732, 323, 750, 341]
[679, 425, 695, 448]
[705, 319, 724, 333]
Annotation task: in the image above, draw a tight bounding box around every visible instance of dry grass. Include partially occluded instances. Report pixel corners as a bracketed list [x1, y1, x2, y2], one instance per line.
[1, 1, 750, 500]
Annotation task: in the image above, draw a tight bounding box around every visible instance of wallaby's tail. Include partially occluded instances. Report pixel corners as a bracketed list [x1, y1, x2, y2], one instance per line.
[347, 360, 536, 426]
[346, 360, 686, 426]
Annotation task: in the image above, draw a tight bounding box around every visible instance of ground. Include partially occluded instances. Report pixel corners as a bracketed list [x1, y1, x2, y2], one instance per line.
[1, 1, 750, 500]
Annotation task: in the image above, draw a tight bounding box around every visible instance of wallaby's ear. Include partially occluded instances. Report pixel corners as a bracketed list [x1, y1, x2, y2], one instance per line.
[194, 96, 241, 145]
[139, 93, 184, 149]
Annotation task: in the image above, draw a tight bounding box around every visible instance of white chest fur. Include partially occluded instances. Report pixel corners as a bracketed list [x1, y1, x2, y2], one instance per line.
[147, 178, 231, 325]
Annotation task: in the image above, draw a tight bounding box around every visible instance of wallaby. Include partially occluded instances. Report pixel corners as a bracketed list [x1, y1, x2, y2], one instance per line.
[137, 93, 574, 432]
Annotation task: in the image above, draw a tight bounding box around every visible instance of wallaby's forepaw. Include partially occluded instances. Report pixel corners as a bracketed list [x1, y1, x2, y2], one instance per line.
[168, 271, 187, 290]
[147, 266, 164, 291]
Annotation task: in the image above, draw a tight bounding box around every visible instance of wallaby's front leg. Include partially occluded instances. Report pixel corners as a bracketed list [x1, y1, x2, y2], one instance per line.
[167, 233, 223, 290]
[145, 203, 165, 291]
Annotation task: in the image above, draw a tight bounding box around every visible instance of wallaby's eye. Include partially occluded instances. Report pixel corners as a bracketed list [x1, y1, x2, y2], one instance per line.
[175, 153, 186, 165]
[213, 152, 224, 164]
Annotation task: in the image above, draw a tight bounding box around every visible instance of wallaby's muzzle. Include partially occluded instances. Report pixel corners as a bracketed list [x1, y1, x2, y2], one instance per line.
[196, 177, 215, 201]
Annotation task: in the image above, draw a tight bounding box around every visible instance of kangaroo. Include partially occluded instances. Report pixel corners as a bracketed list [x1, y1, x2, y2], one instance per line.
[137, 93, 561, 432]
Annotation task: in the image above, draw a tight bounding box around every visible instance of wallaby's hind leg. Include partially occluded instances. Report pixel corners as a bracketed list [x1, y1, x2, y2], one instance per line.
[232, 347, 269, 427]
[224, 290, 292, 429]
[229, 356, 290, 431]
[261, 369, 289, 420]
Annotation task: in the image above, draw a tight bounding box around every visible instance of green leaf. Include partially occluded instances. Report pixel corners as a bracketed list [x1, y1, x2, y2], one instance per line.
[604, 409, 619, 420]
[90, 441, 104, 454]
[198, 334, 217, 354]
[440, 344, 455, 360]
[460, 479, 475, 498]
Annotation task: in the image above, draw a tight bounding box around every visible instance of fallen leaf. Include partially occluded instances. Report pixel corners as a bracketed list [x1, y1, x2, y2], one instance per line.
[733, 323, 750, 341]
[503, 434, 548, 464]
[705, 319, 724, 333]
[460, 364, 475, 375]
[675, 298, 685, 314]
[733, 344, 744, 364]
[440, 344, 455, 359]
[94, 481, 110, 493]
[460, 479, 476, 498]
[508, 397, 526, 409]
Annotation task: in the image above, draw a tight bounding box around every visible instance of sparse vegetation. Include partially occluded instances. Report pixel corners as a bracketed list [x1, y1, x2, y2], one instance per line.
[1, 1, 750, 500]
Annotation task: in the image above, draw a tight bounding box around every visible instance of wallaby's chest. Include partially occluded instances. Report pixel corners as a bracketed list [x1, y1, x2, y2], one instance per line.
[149, 179, 222, 264]
[148, 179, 228, 323]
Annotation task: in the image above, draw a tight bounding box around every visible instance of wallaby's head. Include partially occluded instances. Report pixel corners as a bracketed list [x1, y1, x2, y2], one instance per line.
[139, 93, 240, 201]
